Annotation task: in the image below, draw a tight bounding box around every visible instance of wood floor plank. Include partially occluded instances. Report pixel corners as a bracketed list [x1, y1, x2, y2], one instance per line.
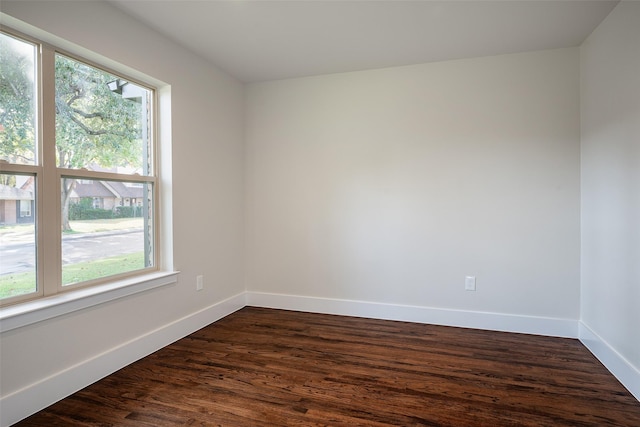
[14, 307, 640, 426]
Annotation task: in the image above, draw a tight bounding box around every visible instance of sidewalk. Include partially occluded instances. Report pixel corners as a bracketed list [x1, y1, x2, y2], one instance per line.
[0, 225, 35, 246]
[0, 218, 144, 246]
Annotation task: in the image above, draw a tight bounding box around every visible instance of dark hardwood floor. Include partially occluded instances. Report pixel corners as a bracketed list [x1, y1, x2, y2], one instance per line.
[15, 307, 640, 426]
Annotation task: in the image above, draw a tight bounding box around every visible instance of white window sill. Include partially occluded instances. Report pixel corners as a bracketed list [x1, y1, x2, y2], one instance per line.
[0, 271, 179, 333]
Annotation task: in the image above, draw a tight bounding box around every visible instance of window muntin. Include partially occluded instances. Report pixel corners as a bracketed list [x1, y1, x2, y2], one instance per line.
[0, 28, 158, 305]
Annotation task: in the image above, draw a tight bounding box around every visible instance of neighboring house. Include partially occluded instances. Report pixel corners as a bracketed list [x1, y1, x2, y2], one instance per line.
[0, 176, 143, 226]
[70, 179, 144, 210]
[0, 176, 35, 225]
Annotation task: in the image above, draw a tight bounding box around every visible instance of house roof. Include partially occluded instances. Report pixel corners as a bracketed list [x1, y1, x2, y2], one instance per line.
[106, 181, 144, 199]
[71, 181, 117, 198]
[0, 185, 34, 200]
[71, 180, 144, 199]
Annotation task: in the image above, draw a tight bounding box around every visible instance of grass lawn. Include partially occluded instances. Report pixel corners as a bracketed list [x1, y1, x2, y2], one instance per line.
[0, 252, 145, 299]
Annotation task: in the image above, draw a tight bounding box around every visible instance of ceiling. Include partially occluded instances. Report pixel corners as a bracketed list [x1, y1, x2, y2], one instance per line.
[108, 0, 618, 83]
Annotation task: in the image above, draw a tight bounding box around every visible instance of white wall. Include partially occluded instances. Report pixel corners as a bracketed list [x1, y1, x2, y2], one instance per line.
[580, 0, 640, 397]
[0, 1, 245, 422]
[246, 49, 581, 323]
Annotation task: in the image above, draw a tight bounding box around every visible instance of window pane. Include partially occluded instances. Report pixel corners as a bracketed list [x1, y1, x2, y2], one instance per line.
[0, 174, 36, 299]
[55, 54, 152, 175]
[0, 33, 37, 166]
[61, 178, 153, 286]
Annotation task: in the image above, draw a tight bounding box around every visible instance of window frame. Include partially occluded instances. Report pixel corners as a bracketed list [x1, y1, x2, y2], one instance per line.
[0, 26, 163, 306]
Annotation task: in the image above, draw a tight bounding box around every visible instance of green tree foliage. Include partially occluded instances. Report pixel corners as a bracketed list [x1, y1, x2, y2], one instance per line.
[54, 55, 142, 171]
[1, 33, 145, 231]
[55, 55, 144, 231]
[0, 34, 36, 165]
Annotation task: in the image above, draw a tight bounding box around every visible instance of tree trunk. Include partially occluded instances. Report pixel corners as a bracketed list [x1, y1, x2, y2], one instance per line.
[61, 178, 76, 232]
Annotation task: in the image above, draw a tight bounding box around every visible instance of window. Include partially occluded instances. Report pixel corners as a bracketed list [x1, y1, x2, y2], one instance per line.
[19, 200, 31, 217]
[0, 29, 159, 305]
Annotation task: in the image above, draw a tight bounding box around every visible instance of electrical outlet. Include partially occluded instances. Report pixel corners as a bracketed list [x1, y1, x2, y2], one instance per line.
[196, 275, 204, 291]
[465, 276, 476, 291]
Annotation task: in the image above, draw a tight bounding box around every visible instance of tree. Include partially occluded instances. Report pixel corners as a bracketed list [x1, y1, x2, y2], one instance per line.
[55, 55, 144, 231]
[1, 34, 145, 231]
[0, 34, 36, 165]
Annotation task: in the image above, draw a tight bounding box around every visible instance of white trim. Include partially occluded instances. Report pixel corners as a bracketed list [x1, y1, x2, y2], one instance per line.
[246, 291, 579, 338]
[579, 321, 640, 402]
[0, 271, 179, 333]
[0, 292, 246, 427]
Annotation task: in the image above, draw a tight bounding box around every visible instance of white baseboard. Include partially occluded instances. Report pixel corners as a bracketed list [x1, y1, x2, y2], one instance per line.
[579, 321, 640, 402]
[246, 291, 579, 338]
[0, 292, 246, 427]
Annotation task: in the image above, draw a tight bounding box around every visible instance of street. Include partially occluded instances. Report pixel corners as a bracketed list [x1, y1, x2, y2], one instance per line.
[0, 230, 144, 275]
